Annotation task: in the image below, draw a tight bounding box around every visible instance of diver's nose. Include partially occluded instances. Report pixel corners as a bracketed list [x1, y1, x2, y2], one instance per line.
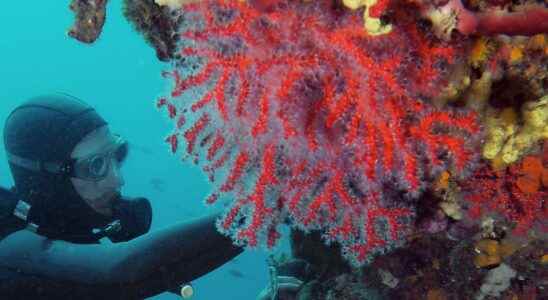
[107, 158, 125, 189]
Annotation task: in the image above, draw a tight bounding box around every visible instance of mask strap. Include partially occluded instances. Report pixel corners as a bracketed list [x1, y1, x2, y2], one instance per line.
[6, 152, 72, 175]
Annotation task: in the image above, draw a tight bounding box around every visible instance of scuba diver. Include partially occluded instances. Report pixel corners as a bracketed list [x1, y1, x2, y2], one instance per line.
[0, 93, 244, 299]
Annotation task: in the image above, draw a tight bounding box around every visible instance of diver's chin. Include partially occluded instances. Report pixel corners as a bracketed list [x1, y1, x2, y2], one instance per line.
[95, 192, 120, 216]
[96, 206, 114, 217]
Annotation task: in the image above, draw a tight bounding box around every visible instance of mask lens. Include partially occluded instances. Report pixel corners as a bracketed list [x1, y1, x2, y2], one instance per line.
[72, 135, 127, 181]
[88, 155, 108, 178]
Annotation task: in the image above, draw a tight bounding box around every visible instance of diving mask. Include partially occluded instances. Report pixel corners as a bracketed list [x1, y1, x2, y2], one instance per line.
[70, 135, 128, 181]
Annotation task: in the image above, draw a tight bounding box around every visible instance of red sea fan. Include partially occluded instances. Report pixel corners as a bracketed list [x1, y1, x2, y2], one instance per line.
[157, 0, 480, 266]
[461, 157, 547, 236]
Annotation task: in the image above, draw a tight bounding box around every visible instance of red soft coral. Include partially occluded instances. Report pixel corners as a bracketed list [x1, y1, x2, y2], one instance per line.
[158, 0, 480, 266]
[461, 155, 547, 235]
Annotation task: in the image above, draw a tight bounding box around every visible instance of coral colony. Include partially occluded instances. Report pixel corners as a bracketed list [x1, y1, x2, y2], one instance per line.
[64, 0, 547, 296]
[157, 0, 481, 266]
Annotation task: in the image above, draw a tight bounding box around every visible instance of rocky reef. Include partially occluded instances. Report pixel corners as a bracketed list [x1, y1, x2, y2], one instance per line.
[67, 0, 547, 299]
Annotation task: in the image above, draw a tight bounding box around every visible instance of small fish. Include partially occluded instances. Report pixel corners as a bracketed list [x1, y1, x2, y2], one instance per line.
[227, 269, 245, 279]
[130, 143, 155, 156]
[149, 178, 167, 192]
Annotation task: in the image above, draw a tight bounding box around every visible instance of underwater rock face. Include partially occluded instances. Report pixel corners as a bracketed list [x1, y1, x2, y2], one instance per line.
[65, 0, 547, 298]
[68, 0, 180, 61]
[68, 0, 109, 43]
[122, 0, 181, 61]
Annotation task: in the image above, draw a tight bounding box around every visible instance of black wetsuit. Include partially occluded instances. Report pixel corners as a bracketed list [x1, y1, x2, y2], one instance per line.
[0, 188, 242, 299]
[0, 94, 242, 298]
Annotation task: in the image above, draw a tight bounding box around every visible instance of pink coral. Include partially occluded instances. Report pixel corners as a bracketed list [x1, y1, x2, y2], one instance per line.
[157, 0, 479, 265]
[411, 0, 548, 38]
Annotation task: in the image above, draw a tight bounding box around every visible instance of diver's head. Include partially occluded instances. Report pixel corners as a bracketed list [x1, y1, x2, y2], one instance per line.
[70, 125, 127, 217]
[3, 93, 128, 239]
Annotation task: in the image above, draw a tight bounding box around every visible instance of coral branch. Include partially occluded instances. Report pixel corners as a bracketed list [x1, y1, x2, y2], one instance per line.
[460, 153, 547, 235]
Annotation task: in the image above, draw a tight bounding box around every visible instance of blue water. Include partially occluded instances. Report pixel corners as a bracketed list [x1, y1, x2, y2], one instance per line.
[0, 1, 271, 299]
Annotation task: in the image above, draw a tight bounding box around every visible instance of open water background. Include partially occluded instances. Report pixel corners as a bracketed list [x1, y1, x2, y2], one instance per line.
[0, 1, 272, 299]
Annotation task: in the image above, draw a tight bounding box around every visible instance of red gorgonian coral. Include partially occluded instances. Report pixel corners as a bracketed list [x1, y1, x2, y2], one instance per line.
[461, 155, 547, 236]
[157, 0, 480, 265]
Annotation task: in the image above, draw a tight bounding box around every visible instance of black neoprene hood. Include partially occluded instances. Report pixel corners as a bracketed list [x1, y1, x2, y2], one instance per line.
[4, 93, 108, 162]
[3, 93, 113, 242]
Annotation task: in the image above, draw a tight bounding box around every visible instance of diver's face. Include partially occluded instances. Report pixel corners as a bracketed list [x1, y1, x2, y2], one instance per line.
[70, 126, 126, 217]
